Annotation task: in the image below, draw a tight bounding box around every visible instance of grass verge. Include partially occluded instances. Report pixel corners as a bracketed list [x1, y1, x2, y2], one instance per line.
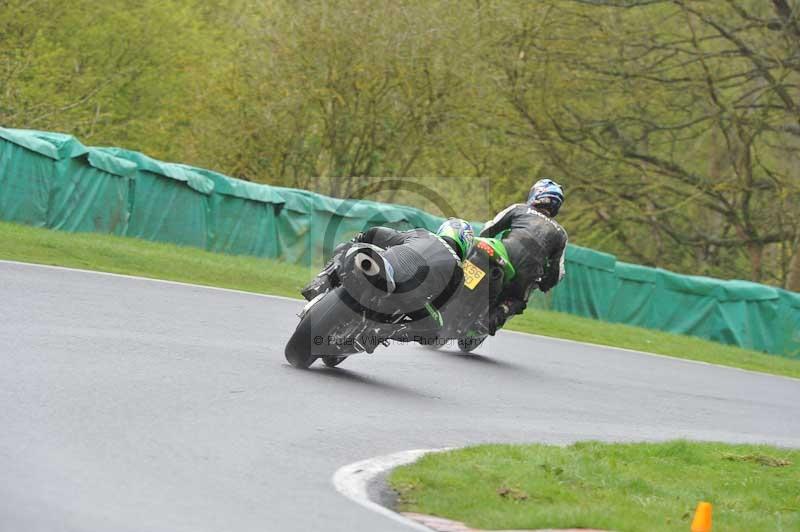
[1, 221, 799, 378]
[506, 310, 800, 379]
[0, 221, 312, 298]
[389, 441, 800, 532]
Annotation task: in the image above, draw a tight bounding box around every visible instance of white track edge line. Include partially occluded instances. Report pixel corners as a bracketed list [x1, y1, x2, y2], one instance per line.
[331, 448, 450, 532]
[3, 258, 796, 382]
[0, 258, 303, 302]
[501, 329, 800, 382]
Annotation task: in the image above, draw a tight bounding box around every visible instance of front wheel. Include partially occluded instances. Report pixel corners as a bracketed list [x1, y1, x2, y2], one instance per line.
[285, 287, 359, 369]
[458, 335, 486, 353]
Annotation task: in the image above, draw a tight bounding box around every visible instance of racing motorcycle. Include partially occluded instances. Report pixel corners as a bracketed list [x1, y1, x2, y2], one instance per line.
[284, 236, 516, 369]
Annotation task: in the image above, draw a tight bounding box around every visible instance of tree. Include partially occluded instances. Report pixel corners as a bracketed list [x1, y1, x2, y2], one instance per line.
[1, 0, 212, 157]
[187, 0, 473, 201]
[4, 0, 799, 288]
[491, 0, 800, 286]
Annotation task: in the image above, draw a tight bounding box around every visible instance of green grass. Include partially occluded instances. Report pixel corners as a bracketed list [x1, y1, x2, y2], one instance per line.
[1, 221, 799, 378]
[389, 441, 800, 532]
[507, 310, 800, 379]
[0, 221, 313, 298]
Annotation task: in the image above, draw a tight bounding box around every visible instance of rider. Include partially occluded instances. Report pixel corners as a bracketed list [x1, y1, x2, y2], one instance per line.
[302, 218, 474, 328]
[478, 179, 568, 334]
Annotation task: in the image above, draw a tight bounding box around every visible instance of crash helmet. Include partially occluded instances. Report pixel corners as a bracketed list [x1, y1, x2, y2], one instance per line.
[436, 218, 475, 259]
[528, 178, 564, 217]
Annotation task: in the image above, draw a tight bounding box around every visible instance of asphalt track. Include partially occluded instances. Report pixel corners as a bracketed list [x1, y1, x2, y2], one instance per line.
[1, 260, 799, 532]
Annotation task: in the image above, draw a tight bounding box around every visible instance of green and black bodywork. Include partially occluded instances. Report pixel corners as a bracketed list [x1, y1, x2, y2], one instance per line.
[430, 236, 515, 351]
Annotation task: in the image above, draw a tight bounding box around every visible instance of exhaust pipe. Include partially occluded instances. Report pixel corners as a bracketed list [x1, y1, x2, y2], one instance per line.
[354, 252, 381, 277]
[342, 244, 396, 295]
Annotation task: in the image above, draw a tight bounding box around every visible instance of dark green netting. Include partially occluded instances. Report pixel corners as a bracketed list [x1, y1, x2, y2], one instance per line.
[777, 291, 800, 357]
[652, 270, 723, 341]
[180, 165, 285, 258]
[95, 147, 213, 247]
[47, 151, 135, 235]
[19, 129, 88, 159]
[271, 187, 315, 266]
[0, 129, 58, 227]
[22, 132, 138, 235]
[97, 147, 214, 194]
[0, 128, 59, 158]
[714, 281, 781, 353]
[552, 245, 617, 319]
[607, 262, 658, 327]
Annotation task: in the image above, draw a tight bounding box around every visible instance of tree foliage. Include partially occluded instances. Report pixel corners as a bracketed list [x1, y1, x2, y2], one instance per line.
[2, 0, 799, 288]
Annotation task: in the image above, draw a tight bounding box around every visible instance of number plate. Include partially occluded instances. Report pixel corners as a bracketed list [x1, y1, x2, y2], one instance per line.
[462, 260, 486, 290]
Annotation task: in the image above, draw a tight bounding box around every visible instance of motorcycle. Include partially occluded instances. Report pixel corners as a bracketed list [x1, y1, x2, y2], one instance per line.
[284, 236, 516, 369]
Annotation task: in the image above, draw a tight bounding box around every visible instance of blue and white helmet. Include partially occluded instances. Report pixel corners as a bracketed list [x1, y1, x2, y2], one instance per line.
[528, 178, 564, 217]
[435, 218, 475, 259]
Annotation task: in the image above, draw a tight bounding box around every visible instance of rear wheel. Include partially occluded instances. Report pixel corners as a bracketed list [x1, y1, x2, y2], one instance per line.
[419, 336, 447, 350]
[321, 355, 348, 368]
[423, 342, 445, 350]
[285, 287, 358, 369]
[458, 335, 486, 353]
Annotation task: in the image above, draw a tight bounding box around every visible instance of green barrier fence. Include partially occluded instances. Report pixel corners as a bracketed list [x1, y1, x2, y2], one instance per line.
[95, 147, 214, 249]
[0, 127, 797, 357]
[552, 245, 618, 320]
[181, 164, 285, 258]
[37, 132, 136, 235]
[607, 262, 659, 327]
[0, 129, 59, 227]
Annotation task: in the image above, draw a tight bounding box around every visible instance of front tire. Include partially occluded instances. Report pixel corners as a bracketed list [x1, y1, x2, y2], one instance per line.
[285, 287, 357, 369]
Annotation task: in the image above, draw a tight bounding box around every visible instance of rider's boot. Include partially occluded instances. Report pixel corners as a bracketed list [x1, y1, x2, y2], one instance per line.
[300, 243, 351, 301]
[301, 273, 332, 301]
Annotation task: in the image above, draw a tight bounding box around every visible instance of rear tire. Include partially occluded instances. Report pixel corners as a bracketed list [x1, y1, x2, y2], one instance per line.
[420, 337, 445, 350]
[321, 355, 348, 368]
[285, 287, 356, 369]
[458, 335, 486, 353]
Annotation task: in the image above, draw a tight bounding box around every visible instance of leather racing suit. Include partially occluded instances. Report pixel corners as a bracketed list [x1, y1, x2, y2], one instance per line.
[478, 204, 568, 333]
